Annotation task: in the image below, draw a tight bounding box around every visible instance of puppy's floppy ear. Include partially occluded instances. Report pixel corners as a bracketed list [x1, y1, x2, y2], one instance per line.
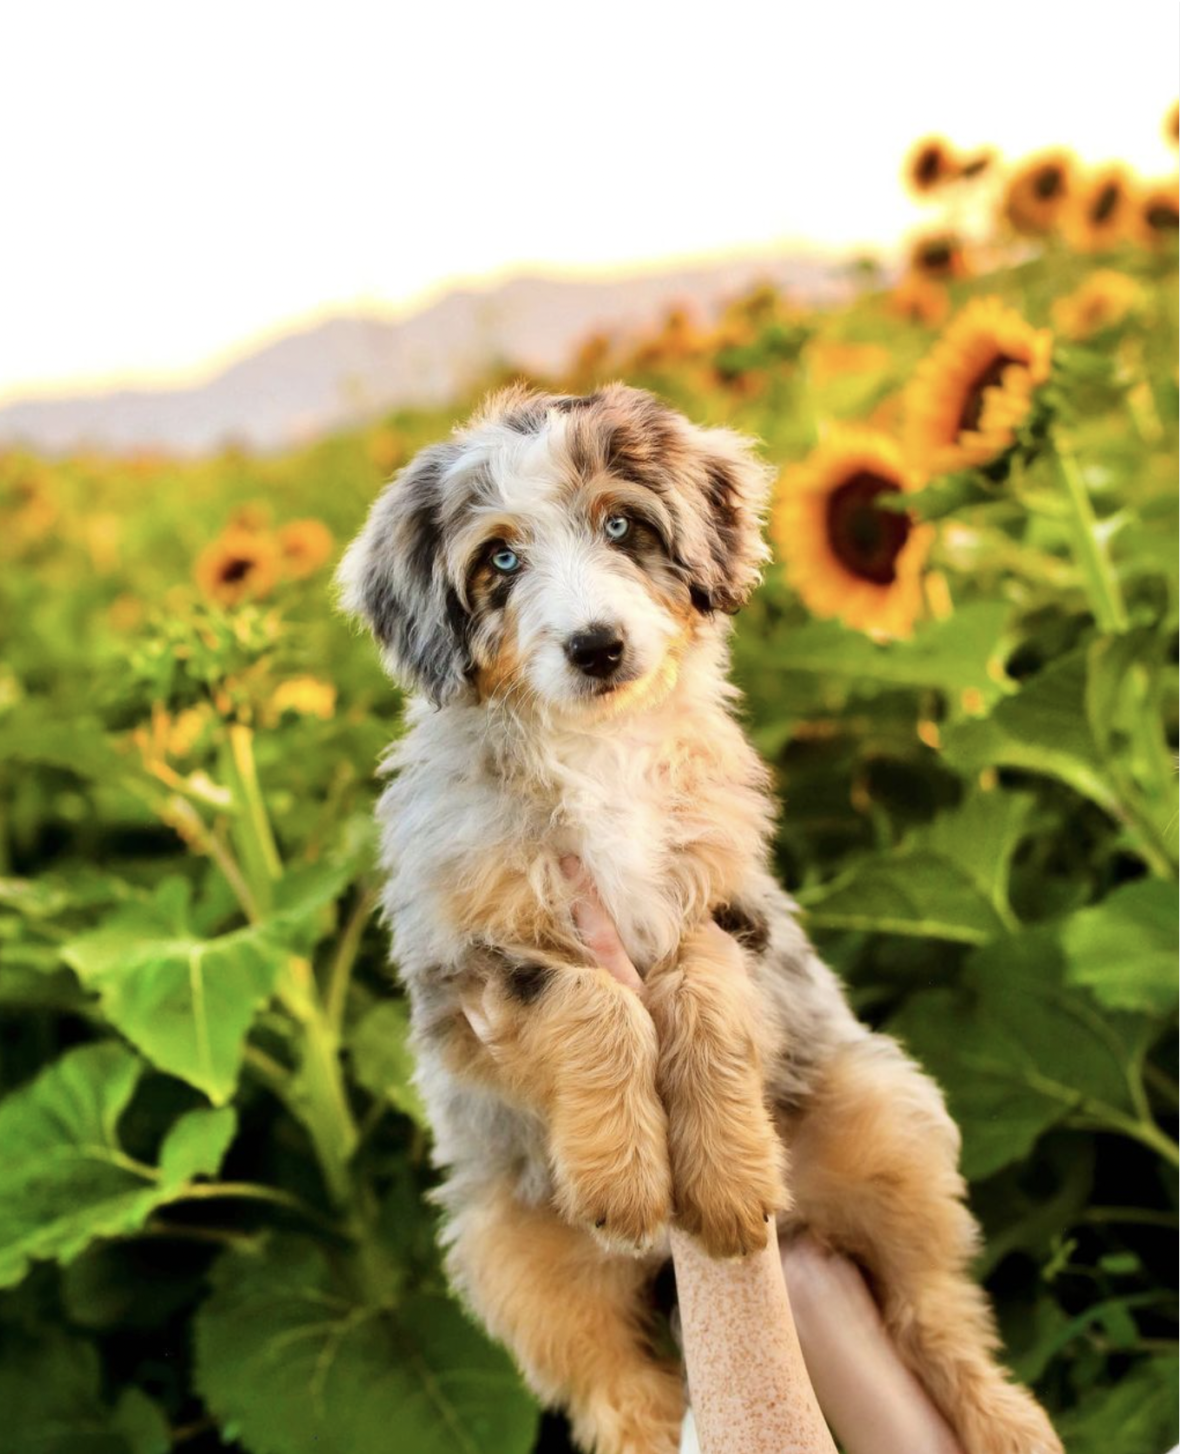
[673, 423, 773, 615]
[336, 443, 474, 705]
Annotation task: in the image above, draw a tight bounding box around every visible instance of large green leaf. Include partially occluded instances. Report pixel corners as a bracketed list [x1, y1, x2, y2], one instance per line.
[0, 1042, 237, 1287]
[771, 601, 1012, 697]
[911, 790, 1034, 922]
[889, 930, 1156, 1180]
[0, 1326, 170, 1454]
[348, 999, 428, 1128]
[941, 649, 1119, 814]
[799, 850, 1007, 943]
[63, 879, 285, 1104]
[194, 1234, 539, 1454]
[1058, 878, 1179, 1016]
[1055, 1354, 1179, 1454]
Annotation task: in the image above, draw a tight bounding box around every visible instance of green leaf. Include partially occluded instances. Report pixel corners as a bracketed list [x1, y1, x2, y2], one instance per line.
[349, 1000, 428, 1128]
[1055, 1354, 1179, 1454]
[1085, 628, 1158, 755]
[194, 1234, 539, 1454]
[889, 930, 1154, 1180]
[0, 1326, 171, 1454]
[878, 470, 997, 521]
[799, 850, 1007, 944]
[1057, 872, 1180, 1011]
[0, 1042, 236, 1287]
[1057, 879, 1178, 1016]
[941, 650, 1119, 814]
[911, 790, 1034, 920]
[773, 601, 1011, 698]
[158, 1105, 239, 1187]
[63, 879, 285, 1104]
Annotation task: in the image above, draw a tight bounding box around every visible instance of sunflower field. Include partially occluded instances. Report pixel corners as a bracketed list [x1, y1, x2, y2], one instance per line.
[1, 129, 1177, 1454]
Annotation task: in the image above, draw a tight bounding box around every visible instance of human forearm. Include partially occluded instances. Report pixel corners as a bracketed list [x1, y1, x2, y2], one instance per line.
[672, 1220, 837, 1454]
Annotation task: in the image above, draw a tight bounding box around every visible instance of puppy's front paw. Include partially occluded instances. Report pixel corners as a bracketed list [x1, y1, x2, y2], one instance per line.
[675, 1172, 781, 1259]
[673, 1119, 788, 1258]
[554, 1134, 673, 1254]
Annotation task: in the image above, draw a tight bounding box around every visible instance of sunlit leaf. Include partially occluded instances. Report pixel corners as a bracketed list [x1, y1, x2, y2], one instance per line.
[63, 879, 285, 1104]
[941, 649, 1119, 814]
[1058, 879, 1178, 1015]
[799, 850, 1006, 943]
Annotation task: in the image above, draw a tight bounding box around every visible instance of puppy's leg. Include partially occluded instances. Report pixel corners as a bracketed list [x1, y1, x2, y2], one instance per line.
[447, 1183, 683, 1454]
[473, 960, 672, 1253]
[788, 1034, 1062, 1454]
[645, 925, 787, 1258]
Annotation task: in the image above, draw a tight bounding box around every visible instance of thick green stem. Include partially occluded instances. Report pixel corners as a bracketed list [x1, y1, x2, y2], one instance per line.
[1052, 435, 1129, 634]
[277, 958, 360, 1209]
[325, 888, 376, 1034]
[222, 723, 282, 916]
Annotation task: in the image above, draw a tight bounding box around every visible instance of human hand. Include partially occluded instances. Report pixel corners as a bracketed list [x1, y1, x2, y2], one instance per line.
[781, 1235, 964, 1454]
[560, 854, 741, 997]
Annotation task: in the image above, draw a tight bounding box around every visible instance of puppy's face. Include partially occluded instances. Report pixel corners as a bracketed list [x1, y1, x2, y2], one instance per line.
[339, 385, 770, 716]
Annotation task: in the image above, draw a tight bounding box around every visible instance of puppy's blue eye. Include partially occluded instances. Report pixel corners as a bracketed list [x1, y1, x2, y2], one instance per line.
[491, 547, 520, 574]
[605, 515, 631, 542]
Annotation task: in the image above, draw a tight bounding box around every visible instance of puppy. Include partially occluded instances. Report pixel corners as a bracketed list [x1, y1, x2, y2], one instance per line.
[339, 384, 1061, 1454]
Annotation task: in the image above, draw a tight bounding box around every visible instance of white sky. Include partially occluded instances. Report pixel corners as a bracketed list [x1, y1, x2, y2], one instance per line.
[1, 1, 1176, 401]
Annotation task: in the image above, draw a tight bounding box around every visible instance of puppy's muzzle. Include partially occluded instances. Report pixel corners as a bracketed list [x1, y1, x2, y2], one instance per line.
[565, 623, 626, 681]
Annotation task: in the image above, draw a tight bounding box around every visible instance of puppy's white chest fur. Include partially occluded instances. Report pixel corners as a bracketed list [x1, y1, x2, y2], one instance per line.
[546, 721, 689, 969]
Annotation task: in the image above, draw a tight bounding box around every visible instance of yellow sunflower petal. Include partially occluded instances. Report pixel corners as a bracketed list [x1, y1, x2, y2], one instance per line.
[904, 298, 1053, 477]
[772, 429, 929, 639]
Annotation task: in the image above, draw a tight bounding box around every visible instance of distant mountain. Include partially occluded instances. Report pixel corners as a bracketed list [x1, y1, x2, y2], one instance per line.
[0, 253, 849, 455]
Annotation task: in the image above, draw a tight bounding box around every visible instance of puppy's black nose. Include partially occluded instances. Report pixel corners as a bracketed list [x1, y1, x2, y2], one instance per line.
[566, 624, 625, 679]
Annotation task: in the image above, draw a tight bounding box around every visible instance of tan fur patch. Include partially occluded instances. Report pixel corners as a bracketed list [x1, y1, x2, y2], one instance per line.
[447, 1183, 683, 1454]
[785, 1038, 1063, 1454]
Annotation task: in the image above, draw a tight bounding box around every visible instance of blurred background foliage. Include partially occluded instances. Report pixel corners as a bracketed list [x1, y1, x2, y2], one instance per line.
[0, 130, 1177, 1454]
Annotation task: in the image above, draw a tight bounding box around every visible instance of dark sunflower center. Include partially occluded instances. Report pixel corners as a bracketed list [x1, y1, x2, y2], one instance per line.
[220, 557, 254, 584]
[916, 147, 941, 184]
[1032, 166, 1063, 201]
[1091, 183, 1120, 224]
[920, 241, 953, 270]
[1146, 202, 1179, 232]
[957, 353, 1021, 435]
[825, 472, 910, 586]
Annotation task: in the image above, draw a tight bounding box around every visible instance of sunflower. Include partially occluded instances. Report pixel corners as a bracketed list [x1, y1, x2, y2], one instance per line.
[1166, 101, 1179, 149]
[909, 233, 970, 281]
[1132, 178, 1179, 247]
[1052, 271, 1142, 341]
[773, 430, 932, 639]
[270, 676, 337, 720]
[194, 526, 281, 606]
[904, 298, 1053, 476]
[278, 518, 334, 578]
[1003, 151, 1075, 236]
[1065, 167, 1133, 252]
[889, 273, 951, 327]
[905, 137, 959, 196]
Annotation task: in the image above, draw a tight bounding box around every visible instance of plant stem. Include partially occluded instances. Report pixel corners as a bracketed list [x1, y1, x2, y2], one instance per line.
[277, 958, 360, 1208]
[1082, 1206, 1179, 1229]
[1144, 1062, 1180, 1106]
[325, 887, 376, 1034]
[1052, 434, 1129, 634]
[171, 1179, 342, 1235]
[222, 723, 282, 916]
